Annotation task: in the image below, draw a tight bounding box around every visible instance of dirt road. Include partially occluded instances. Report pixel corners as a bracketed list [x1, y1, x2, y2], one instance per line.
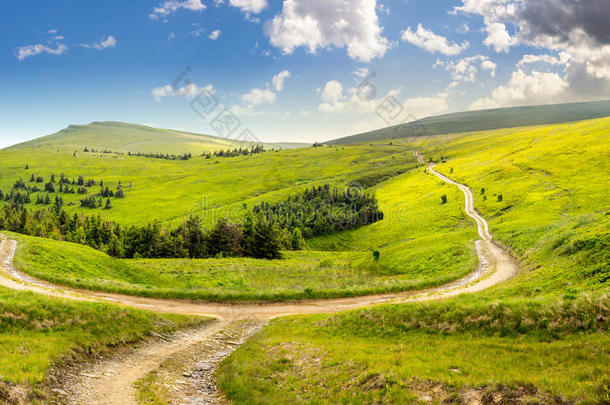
[0, 157, 519, 404]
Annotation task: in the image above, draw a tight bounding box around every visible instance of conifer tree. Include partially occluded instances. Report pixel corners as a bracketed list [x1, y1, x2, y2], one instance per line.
[290, 228, 305, 250]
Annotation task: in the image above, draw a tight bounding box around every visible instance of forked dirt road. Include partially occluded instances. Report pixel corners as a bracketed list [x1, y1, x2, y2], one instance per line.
[0, 156, 519, 404]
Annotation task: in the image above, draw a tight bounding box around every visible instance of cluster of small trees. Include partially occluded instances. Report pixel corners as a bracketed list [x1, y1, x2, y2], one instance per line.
[1, 173, 128, 212]
[84, 147, 193, 161]
[1, 181, 382, 261]
[127, 152, 192, 161]
[252, 184, 383, 238]
[0, 203, 283, 260]
[202, 145, 265, 159]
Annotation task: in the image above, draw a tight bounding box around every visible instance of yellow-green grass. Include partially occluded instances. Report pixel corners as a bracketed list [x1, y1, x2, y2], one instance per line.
[218, 297, 610, 404]
[0, 286, 207, 397]
[0, 141, 413, 227]
[7, 121, 307, 155]
[217, 118, 610, 402]
[7, 159, 478, 302]
[403, 116, 610, 297]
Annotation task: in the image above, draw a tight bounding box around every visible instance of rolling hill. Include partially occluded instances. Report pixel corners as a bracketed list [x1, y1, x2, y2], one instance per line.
[5, 121, 308, 154]
[327, 99, 610, 145]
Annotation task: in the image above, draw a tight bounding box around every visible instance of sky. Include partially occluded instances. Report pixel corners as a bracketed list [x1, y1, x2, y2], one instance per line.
[1, 0, 609, 147]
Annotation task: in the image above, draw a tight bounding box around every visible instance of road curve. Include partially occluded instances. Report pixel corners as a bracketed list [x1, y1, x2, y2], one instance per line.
[0, 154, 519, 404]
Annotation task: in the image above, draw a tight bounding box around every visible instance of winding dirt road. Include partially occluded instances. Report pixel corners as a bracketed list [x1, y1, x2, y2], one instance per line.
[0, 155, 519, 405]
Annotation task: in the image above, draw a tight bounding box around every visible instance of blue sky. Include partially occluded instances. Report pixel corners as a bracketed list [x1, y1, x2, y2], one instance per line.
[1, 0, 608, 147]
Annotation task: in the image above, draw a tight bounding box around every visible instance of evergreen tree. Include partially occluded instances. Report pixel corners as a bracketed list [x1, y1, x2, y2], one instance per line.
[52, 196, 63, 215]
[44, 181, 55, 193]
[290, 228, 305, 250]
[181, 216, 206, 258]
[242, 213, 281, 259]
[207, 218, 243, 257]
[105, 198, 112, 210]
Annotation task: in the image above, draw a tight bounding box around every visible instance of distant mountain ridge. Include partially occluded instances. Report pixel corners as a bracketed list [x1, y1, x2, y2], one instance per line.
[6, 121, 309, 154]
[326, 100, 610, 145]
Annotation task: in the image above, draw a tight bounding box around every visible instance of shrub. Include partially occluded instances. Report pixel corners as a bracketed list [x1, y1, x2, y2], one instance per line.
[441, 195, 448, 204]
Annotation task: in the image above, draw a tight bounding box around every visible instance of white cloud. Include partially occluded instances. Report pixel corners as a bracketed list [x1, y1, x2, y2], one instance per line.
[209, 30, 221, 40]
[401, 24, 469, 55]
[317, 75, 449, 121]
[453, 0, 610, 99]
[264, 0, 389, 62]
[230, 104, 266, 116]
[79, 35, 117, 50]
[241, 88, 276, 105]
[483, 22, 515, 53]
[434, 55, 496, 86]
[517, 54, 563, 68]
[229, 0, 267, 14]
[152, 83, 214, 102]
[272, 70, 291, 92]
[150, 0, 206, 20]
[16, 43, 68, 61]
[94, 35, 117, 50]
[481, 59, 497, 77]
[470, 69, 569, 110]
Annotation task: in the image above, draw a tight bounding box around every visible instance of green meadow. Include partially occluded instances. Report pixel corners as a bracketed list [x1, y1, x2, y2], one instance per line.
[217, 117, 610, 403]
[0, 287, 207, 401]
[6, 161, 476, 301]
[0, 131, 413, 227]
[0, 116, 609, 403]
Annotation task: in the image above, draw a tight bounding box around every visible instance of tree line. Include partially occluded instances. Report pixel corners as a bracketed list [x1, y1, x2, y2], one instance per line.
[0, 184, 382, 261]
[252, 184, 383, 238]
[0, 203, 283, 260]
[1, 173, 128, 212]
[202, 145, 265, 159]
[83, 147, 192, 161]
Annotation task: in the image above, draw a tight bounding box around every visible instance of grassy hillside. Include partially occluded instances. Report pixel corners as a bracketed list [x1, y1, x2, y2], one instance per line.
[7, 160, 477, 301]
[0, 143, 411, 226]
[0, 287, 207, 402]
[6, 121, 307, 154]
[218, 117, 610, 403]
[328, 99, 610, 145]
[219, 296, 609, 404]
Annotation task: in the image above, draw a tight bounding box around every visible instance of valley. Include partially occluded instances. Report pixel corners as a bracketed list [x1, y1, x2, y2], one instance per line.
[0, 113, 608, 404]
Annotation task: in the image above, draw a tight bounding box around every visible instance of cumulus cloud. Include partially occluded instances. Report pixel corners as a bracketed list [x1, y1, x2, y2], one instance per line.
[455, 0, 610, 102]
[317, 75, 448, 121]
[16, 43, 68, 61]
[401, 24, 469, 55]
[228, 0, 267, 14]
[150, 0, 206, 20]
[152, 83, 214, 102]
[264, 0, 390, 62]
[241, 88, 277, 106]
[470, 69, 569, 110]
[93, 35, 117, 50]
[517, 54, 566, 68]
[483, 22, 515, 53]
[272, 70, 292, 92]
[209, 30, 221, 40]
[434, 55, 496, 87]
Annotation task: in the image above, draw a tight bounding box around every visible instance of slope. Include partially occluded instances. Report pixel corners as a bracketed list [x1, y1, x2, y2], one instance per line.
[327, 99, 610, 145]
[5, 121, 307, 154]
